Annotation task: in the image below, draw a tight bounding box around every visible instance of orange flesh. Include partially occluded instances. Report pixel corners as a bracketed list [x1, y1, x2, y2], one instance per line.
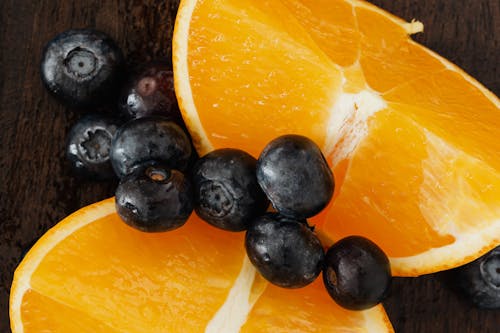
[181, 0, 500, 272]
[21, 290, 120, 333]
[280, 0, 361, 68]
[15, 202, 392, 332]
[313, 109, 458, 256]
[188, 0, 342, 157]
[242, 278, 369, 332]
[22, 213, 246, 332]
[384, 70, 500, 171]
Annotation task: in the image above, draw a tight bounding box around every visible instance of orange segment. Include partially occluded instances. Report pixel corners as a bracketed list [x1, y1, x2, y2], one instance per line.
[28, 215, 246, 332]
[314, 108, 457, 257]
[13, 200, 247, 332]
[384, 69, 500, 171]
[183, 0, 342, 157]
[355, 5, 445, 93]
[173, 0, 500, 276]
[10, 199, 393, 332]
[242, 278, 391, 332]
[280, 0, 360, 67]
[21, 290, 119, 333]
[313, 106, 500, 274]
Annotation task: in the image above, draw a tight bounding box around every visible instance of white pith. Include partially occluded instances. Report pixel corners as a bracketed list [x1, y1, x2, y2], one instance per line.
[205, 256, 264, 333]
[324, 90, 387, 165]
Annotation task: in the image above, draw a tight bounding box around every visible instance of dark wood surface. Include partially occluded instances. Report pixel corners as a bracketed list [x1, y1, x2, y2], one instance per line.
[0, 1, 498, 332]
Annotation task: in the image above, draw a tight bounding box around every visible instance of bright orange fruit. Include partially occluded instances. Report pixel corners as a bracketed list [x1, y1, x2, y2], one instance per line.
[173, 0, 500, 276]
[10, 198, 393, 332]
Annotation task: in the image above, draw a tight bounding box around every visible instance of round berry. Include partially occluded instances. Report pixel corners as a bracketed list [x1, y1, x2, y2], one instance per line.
[192, 148, 269, 231]
[110, 116, 192, 178]
[449, 246, 500, 309]
[257, 135, 334, 219]
[119, 61, 182, 122]
[115, 164, 193, 232]
[41, 29, 124, 108]
[245, 214, 324, 288]
[66, 114, 122, 179]
[323, 236, 391, 310]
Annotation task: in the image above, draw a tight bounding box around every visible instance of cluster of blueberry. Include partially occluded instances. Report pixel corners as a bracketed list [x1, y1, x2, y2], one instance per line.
[41, 28, 499, 311]
[41, 28, 391, 311]
[114, 125, 391, 310]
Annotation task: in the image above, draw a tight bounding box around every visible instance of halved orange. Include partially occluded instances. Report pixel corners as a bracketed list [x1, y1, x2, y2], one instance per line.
[173, 0, 500, 276]
[10, 198, 393, 332]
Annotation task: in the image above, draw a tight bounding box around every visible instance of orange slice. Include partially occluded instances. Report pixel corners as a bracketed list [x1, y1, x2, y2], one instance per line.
[10, 198, 393, 332]
[173, 0, 500, 276]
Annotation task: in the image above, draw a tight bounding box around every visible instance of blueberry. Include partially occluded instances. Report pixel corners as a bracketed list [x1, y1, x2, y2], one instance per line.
[66, 114, 122, 179]
[110, 116, 192, 178]
[192, 148, 269, 231]
[41, 29, 124, 108]
[115, 164, 193, 232]
[323, 236, 391, 310]
[257, 135, 334, 219]
[448, 246, 500, 309]
[119, 61, 182, 122]
[245, 213, 324, 288]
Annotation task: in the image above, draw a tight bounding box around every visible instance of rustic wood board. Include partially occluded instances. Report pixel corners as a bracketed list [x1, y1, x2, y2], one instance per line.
[0, 0, 498, 332]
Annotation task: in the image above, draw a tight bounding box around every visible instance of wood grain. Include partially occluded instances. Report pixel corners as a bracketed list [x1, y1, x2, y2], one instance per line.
[0, 1, 498, 332]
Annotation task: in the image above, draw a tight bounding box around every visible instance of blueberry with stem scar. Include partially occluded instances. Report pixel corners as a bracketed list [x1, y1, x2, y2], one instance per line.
[41, 29, 124, 108]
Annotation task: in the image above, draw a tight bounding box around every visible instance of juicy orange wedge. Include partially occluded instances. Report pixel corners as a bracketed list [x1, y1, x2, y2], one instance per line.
[173, 0, 500, 276]
[10, 198, 393, 332]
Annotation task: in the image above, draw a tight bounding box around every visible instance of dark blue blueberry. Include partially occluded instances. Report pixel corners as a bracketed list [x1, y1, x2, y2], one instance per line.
[66, 114, 122, 179]
[115, 164, 193, 232]
[192, 148, 269, 231]
[449, 246, 500, 309]
[245, 213, 324, 288]
[323, 236, 391, 310]
[41, 29, 124, 108]
[257, 135, 334, 219]
[119, 61, 183, 123]
[110, 117, 192, 178]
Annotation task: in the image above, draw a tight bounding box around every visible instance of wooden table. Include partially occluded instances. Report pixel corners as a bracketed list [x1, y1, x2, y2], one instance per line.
[0, 1, 498, 332]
